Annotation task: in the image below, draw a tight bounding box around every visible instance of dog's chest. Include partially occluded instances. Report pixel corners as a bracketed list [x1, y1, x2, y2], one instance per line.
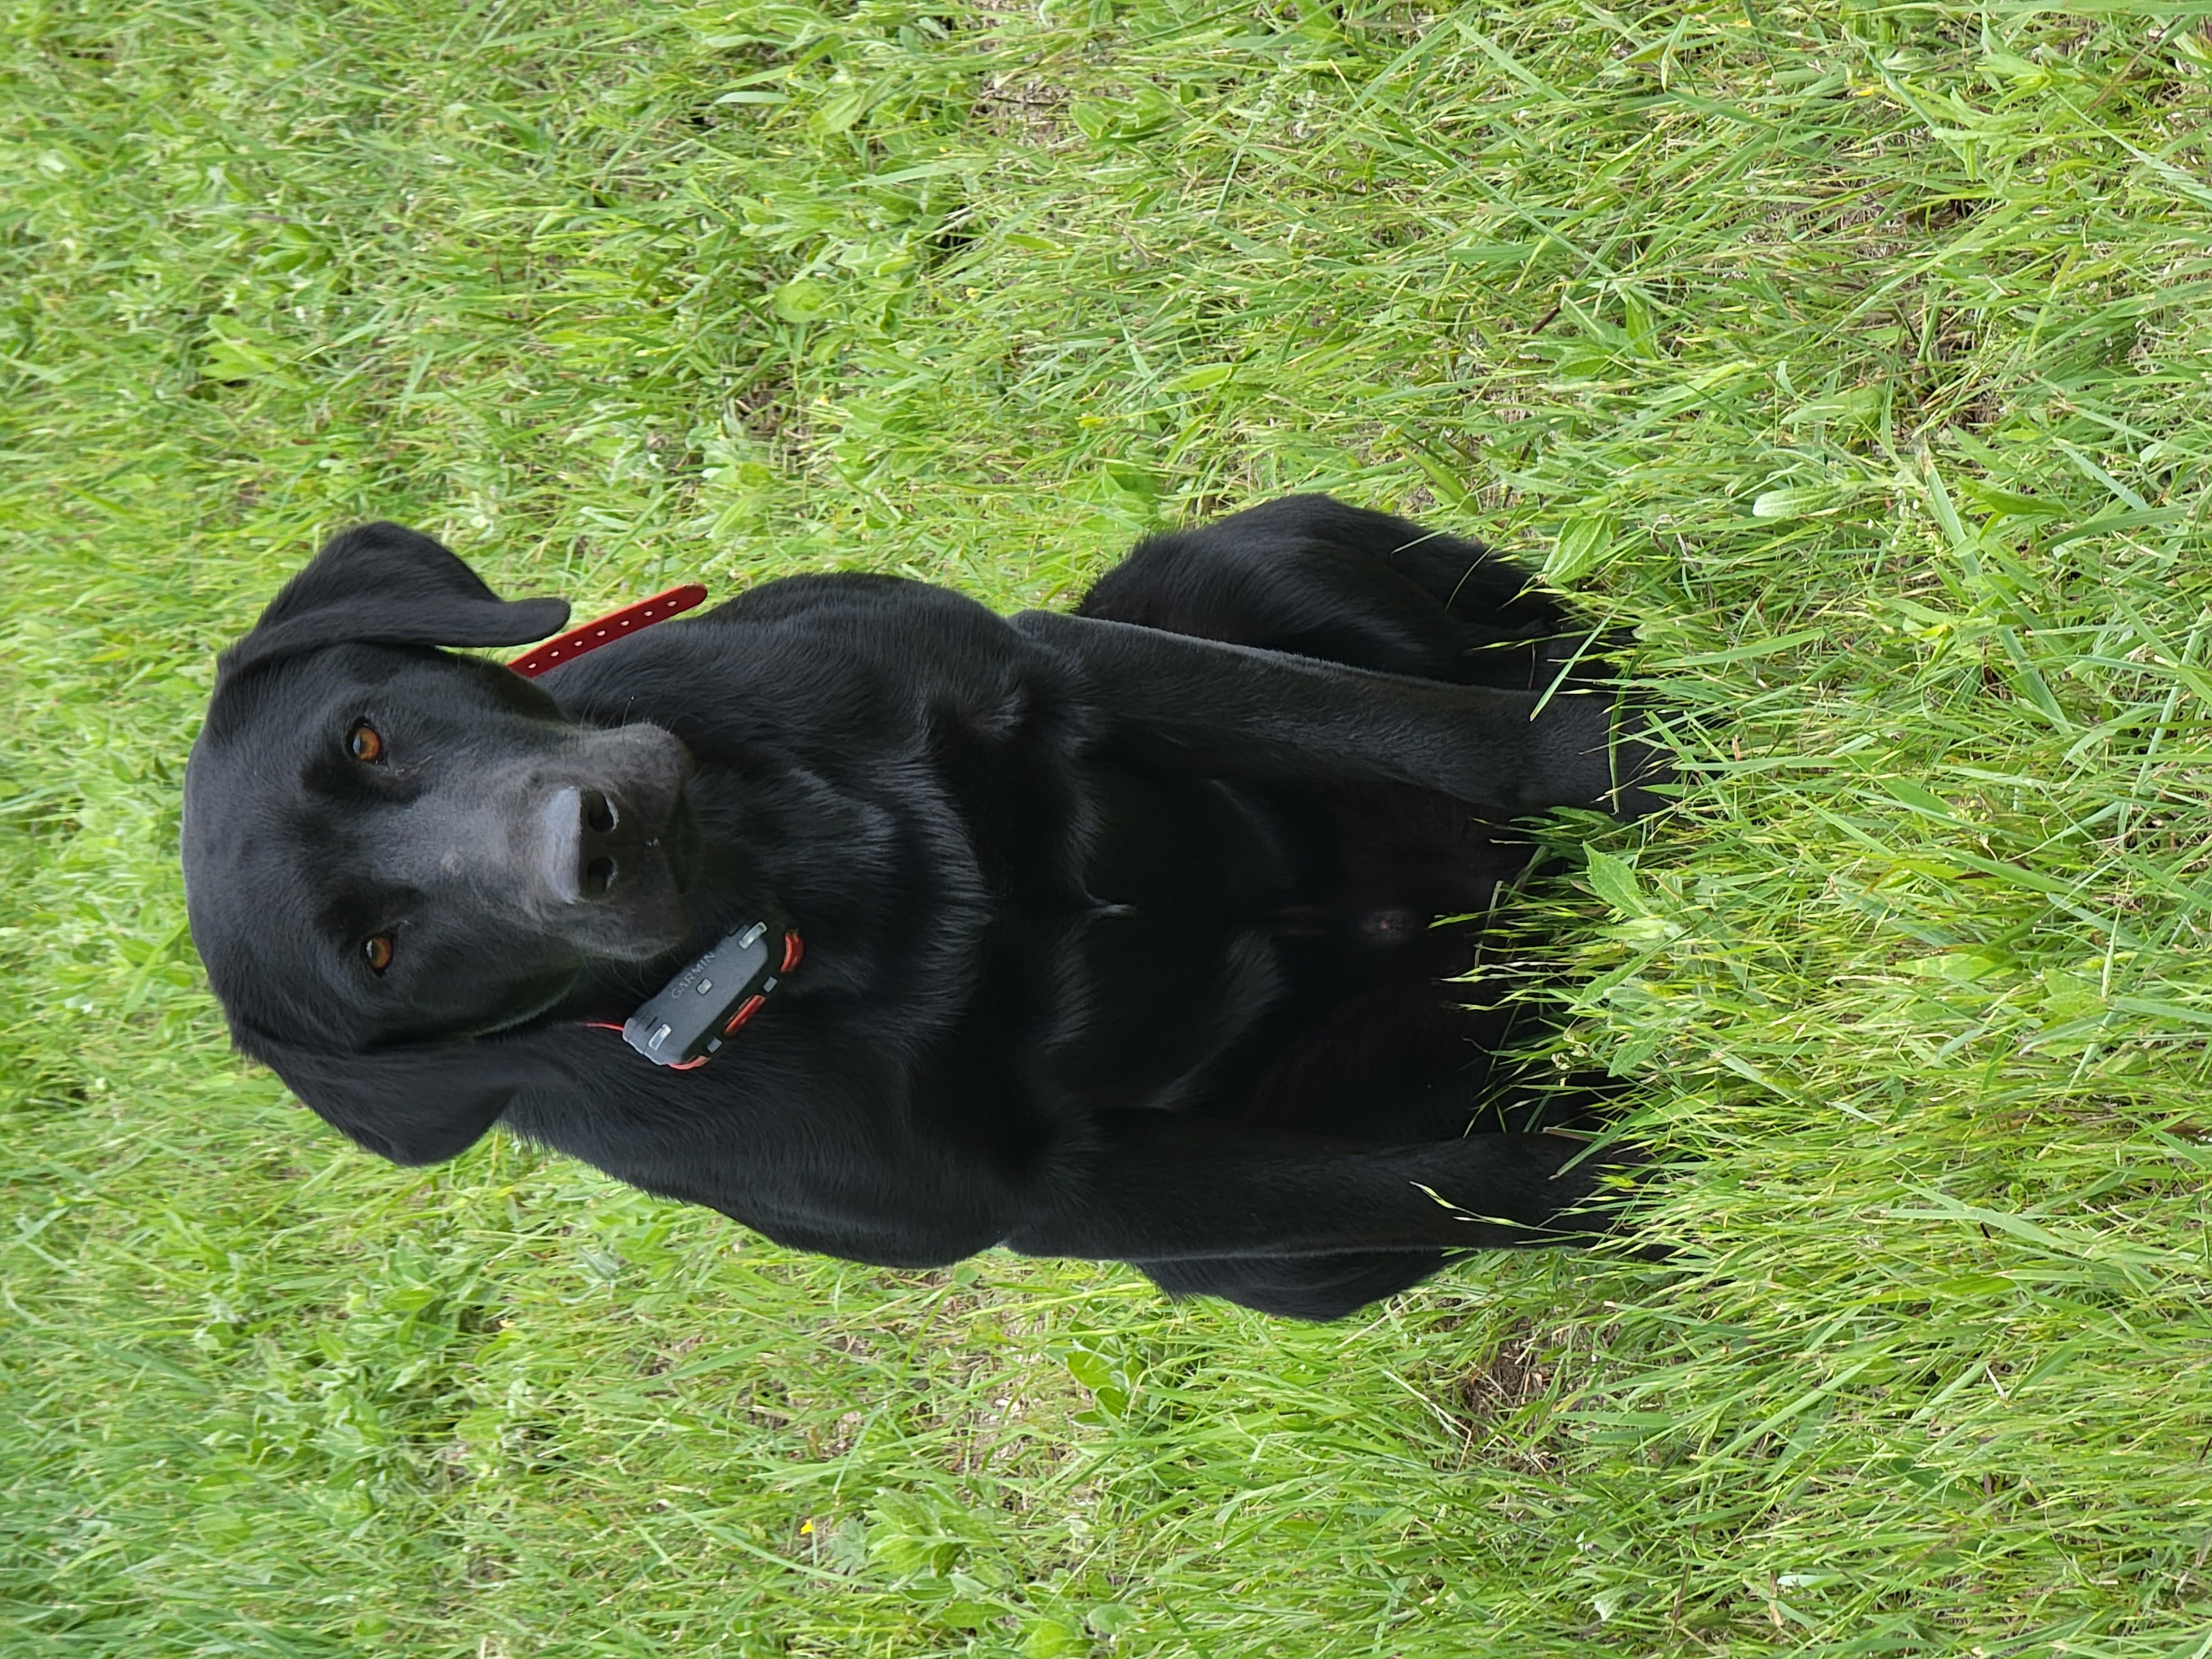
[1005, 766, 1296, 1110]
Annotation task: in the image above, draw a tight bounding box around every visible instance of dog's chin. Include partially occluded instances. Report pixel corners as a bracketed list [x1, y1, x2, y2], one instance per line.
[568, 880, 695, 963]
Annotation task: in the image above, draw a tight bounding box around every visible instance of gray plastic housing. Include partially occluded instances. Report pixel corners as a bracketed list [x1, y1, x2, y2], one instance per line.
[622, 921, 779, 1067]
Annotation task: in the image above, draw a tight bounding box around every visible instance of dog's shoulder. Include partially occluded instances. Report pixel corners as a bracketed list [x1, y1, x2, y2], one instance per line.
[500, 1019, 1024, 1267]
[708, 570, 926, 612]
[555, 572, 1072, 748]
[703, 571, 1000, 632]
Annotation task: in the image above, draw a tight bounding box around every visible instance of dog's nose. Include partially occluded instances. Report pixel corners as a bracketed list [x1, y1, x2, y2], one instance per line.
[575, 786, 623, 899]
[541, 784, 628, 902]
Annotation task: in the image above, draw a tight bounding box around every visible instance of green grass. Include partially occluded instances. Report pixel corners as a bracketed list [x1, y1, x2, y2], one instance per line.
[7, 0, 2212, 1651]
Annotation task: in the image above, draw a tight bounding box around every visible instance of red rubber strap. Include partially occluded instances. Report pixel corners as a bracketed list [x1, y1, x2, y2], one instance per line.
[508, 583, 709, 679]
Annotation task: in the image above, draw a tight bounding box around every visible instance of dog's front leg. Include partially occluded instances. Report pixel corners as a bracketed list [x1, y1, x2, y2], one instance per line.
[1001, 1110, 1627, 1262]
[1013, 611, 1662, 816]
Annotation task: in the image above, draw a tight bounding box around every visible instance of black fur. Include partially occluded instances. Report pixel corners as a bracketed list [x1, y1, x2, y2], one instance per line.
[181, 497, 1661, 1319]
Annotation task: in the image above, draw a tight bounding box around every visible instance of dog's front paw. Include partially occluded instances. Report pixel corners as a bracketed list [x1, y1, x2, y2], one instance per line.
[1535, 1130, 1648, 1231]
[1418, 1130, 1646, 1246]
[1524, 690, 1673, 818]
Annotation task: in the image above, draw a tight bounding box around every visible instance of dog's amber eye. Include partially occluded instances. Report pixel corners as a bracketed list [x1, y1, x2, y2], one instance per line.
[348, 722, 384, 763]
[363, 933, 395, 974]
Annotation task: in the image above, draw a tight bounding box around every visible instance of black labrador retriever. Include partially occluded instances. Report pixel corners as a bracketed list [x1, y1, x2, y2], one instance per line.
[181, 497, 1660, 1318]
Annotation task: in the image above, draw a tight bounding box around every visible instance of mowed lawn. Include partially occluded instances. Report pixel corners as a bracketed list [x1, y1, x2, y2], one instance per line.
[8, 1, 2212, 1652]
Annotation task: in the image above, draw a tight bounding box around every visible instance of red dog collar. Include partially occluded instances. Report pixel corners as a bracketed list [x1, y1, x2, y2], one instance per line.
[508, 583, 708, 679]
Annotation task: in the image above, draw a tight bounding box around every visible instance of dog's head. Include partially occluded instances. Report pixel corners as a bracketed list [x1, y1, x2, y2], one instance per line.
[183, 524, 703, 1162]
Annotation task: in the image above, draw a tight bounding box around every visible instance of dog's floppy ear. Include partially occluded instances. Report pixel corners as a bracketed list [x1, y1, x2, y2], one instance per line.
[245, 1030, 573, 1167]
[218, 522, 571, 683]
